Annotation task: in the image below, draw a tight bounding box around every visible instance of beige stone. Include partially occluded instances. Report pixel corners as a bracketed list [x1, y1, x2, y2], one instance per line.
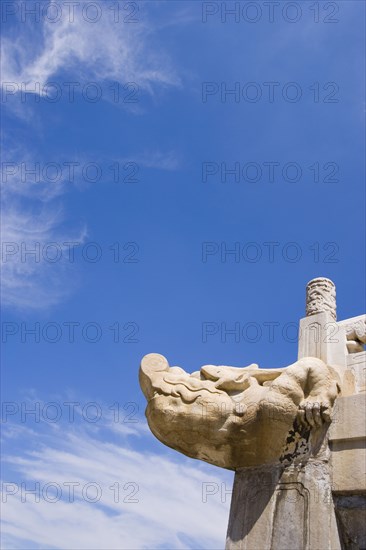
[305, 277, 337, 320]
[226, 460, 341, 550]
[329, 394, 366, 442]
[331, 442, 366, 493]
[330, 394, 366, 493]
[140, 353, 340, 470]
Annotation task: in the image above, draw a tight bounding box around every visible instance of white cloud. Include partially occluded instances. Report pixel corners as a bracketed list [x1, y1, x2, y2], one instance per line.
[127, 149, 182, 171]
[1, 2, 181, 310]
[1, 2, 180, 98]
[1, 142, 87, 310]
[0, 196, 87, 310]
[1, 407, 232, 550]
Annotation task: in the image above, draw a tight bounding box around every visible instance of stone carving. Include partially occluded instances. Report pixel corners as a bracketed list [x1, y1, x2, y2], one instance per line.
[139, 353, 340, 470]
[305, 277, 337, 320]
[139, 278, 366, 549]
[344, 315, 366, 353]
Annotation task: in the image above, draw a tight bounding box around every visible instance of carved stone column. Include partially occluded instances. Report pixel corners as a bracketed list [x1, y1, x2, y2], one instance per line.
[226, 278, 342, 550]
[226, 278, 365, 549]
[298, 278, 347, 380]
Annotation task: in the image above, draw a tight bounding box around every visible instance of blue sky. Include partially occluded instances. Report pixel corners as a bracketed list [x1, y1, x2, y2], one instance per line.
[1, 1, 365, 548]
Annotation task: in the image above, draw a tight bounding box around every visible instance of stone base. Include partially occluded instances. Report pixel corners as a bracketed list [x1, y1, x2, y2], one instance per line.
[226, 460, 341, 550]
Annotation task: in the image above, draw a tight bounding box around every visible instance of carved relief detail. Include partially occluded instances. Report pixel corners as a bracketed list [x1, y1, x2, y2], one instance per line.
[343, 316, 366, 353]
[306, 277, 337, 320]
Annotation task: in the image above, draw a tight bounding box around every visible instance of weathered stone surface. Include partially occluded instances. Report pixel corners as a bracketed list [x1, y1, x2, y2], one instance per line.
[140, 353, 340, 470]
[346, 351, 366, 393]
[331, 442, 366, 493]
[329, 394, 366, 442]
[334, 495, 366, 549]
[297, 311, 348, 378]
[306, 277, 337, 320]
[329, 393, 366, 494]
[226, 460, 341, 550]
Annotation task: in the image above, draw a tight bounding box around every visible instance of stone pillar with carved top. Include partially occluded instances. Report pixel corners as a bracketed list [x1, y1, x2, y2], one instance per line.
[226, 278, 365, 550]
[298, 277, 348, 378]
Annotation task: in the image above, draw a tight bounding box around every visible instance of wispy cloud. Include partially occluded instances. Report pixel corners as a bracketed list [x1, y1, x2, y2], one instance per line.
[128, 149, 182, 171]
[1, 3, 180, 98]
[1, 140, 87, 310]
[1, 3, 181, 310]
[1, 398, 232, 550]
[0, 199, 86, 310]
